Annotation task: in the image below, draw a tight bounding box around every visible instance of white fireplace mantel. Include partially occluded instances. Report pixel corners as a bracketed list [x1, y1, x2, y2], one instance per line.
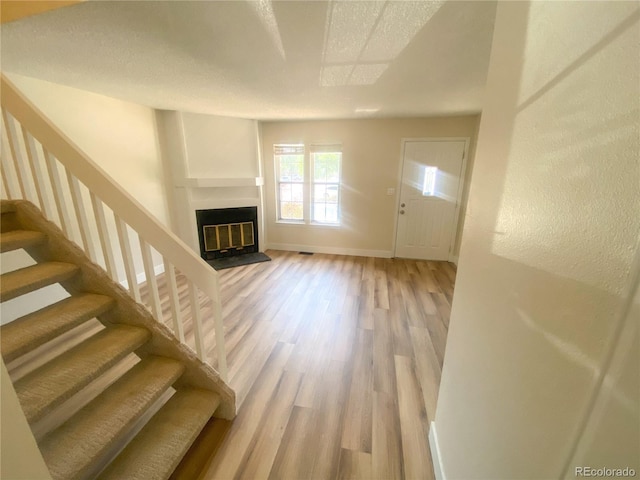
[179, 177, 264, 188]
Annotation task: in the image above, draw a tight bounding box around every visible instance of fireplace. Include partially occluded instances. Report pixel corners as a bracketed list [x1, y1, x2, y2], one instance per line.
[196, 207, 259, 261]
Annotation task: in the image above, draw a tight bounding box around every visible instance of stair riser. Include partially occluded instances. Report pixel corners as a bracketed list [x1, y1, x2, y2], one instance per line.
[98, 389, 221, 480]
[1, 294, 116, 363]
[15, 326, 151, 424]
[0, 210, 20, 232]
[41, 357, 185, 480]
[0, 230, 47, 253]
[1, 203, 16, 214]
[1, 199, 233, 479]
[10, 200, 236, 419]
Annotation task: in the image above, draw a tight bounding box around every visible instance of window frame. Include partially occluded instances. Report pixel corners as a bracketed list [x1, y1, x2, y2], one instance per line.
[273, 143, 343, 226]
[310, 146, 342, 225]
[274, 144, 305, 223]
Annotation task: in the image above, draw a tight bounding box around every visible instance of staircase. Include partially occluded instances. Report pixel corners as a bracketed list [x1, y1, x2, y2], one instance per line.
[1, 199, 234, 479]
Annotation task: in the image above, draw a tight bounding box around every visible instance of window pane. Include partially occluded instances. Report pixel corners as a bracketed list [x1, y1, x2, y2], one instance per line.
[325, 204, 338, 223]
[280, 183, 292, 201]
[313, 203, 338, 224]
[422, 166, 437, 196]
[281, 201, 303, 220]
[291, 159, 304, 181]
[314, 184, 326, 202]
[314, 157, 327, 182]
[292, 183, 303, 202]
[313, 152, 341, 183]
[311, 149, 341, 224]
[279, 154, 304, 182]
[326, 154, 340, 182]
[313, 203, 326, 223]
[279, 158, 291, 181]
[326, 184, 339, 202]
[276, 145, 306, 221]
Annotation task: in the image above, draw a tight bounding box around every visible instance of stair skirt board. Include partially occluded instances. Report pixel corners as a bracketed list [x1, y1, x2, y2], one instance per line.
[0, 199, 235, 479]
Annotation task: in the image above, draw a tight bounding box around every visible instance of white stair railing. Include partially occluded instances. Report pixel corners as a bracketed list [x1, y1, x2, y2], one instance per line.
[0, 75, 228, 380]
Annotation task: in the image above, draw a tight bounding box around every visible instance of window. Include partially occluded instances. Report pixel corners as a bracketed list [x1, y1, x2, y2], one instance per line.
[311, 146, 341, 224]
[274, 143, 342, 225]
[422, 166, 438, 196]
[275, 144, 304, 221]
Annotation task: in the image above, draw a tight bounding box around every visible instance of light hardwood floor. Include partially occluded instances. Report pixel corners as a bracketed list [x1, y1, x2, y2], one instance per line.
[144, 250, 455, 480]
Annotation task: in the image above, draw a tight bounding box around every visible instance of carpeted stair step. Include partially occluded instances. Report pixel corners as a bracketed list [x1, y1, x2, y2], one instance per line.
[0, 262, 79, 301]
[1, 202, 16, 214]
[14, 325, 150, 423]
[1, 293, 115, 363]
[98, 388, 221, 480]
[40, 356, 185, 480]
[0, 229, 47, 253]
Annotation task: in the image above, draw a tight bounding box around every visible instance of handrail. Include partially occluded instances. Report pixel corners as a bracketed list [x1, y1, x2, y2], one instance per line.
[1, 76, 217, 297]
[0, 74, 228, 378]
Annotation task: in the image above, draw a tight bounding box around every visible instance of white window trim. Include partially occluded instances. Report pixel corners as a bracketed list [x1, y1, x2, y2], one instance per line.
[310, 146, 342, 225]
[274, 143, 343, 226]
[274, 144, 305, 222]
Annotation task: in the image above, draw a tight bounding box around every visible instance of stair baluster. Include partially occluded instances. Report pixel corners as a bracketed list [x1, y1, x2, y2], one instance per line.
[0, 74, 229, 381]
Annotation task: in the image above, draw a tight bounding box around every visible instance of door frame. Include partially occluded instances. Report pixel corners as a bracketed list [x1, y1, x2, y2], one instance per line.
[392, 137, 470, 263]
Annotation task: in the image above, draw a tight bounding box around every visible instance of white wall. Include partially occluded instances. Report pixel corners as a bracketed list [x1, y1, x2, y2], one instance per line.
[260, 116, 479, 258]
[5, 73, 169, 286]
[567, 275, 639, 475]
[156, 111, 263, 253]
[1, 360, 51, 480]
[433, 2, 640, 478]
[7, 74, 169, 225]
[181, 112, 259, 179]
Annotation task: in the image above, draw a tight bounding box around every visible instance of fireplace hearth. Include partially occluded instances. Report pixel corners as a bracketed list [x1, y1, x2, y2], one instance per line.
[196, 207, 259, 261]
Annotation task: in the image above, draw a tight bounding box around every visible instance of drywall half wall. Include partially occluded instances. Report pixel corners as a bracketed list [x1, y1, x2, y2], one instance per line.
[260, 116, 479, 258]
[433, 2, 640, 479]
[4, 73, 169, 286]
[1, 359, 51, 480]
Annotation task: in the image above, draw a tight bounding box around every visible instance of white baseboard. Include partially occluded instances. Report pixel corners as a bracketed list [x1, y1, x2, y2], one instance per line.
[449, 255, 459, 265]
[429, 421, 446, 480]
[119, 263, 166, 289]
[267, 243, 393, 259]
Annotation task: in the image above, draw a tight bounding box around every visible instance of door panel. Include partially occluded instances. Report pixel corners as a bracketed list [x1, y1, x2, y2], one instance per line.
[395, 140, 465, 260]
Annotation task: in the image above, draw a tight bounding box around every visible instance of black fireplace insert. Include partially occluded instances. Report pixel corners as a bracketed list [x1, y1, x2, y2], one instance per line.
[195, 207, 259, 261]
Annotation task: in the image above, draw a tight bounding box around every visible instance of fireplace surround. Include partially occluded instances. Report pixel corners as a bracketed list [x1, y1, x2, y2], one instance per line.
[195, 207, 259, 260]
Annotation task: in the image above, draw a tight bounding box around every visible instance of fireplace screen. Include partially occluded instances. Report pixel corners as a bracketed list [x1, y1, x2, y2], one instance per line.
[203, 222, 255, 252]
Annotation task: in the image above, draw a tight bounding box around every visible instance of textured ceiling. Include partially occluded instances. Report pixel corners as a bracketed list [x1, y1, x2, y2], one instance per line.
[0, 1, 497, 120]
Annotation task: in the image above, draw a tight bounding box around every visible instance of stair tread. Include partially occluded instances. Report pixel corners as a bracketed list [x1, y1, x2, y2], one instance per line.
[41, 356, 185, 480]
[0, 229, 46, 253]
[0, 262, 79, 301]
[98, 388, 220, 480]
[14, 324, 150, 423]
[1, 293, 115, 363]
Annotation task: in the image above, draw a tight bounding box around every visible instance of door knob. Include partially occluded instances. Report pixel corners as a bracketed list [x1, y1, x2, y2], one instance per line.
[400, 210, 405, 215]
[401, 203, 405, 207]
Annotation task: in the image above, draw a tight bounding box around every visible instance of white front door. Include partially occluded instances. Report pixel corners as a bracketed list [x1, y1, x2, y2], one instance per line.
[394, 140, 465, 260]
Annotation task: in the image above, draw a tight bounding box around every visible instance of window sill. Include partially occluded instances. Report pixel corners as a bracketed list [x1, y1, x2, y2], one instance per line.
[275, 220, 341, 228]
[276, 220, 305, 226]
[310, 222, 341, 228]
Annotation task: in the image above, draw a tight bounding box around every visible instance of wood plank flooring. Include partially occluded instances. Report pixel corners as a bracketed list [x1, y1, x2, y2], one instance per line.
[143, 250, 455, 480]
